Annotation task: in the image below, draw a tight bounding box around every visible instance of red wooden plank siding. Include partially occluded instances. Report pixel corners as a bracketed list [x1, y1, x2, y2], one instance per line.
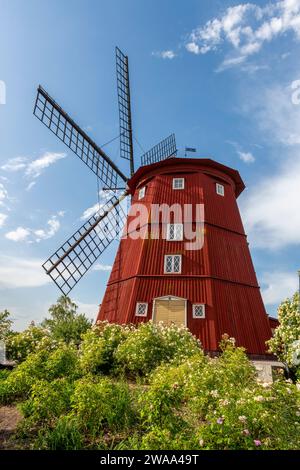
[97, 158, 273, 355]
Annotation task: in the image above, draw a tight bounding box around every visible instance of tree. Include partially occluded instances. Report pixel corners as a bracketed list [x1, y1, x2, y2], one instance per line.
[0, 309, 13, 340]
[42, 296, 92, 345]
[267, 291, 300, 380]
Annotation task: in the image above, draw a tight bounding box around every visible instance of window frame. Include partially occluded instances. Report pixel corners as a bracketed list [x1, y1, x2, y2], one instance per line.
[135, 302, 148, 317]
[216, 183, 225, 197]
[138, 186, 146, 200]
[172, 178, 185, 190]
[192, 304, 206, 319]
[166, 223, 183, 241]
[164, 254, 182, 274]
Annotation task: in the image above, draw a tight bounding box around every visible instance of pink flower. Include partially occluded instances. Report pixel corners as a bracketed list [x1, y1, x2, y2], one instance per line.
[254, 439, 262, 446]
[217, 418, 224, 425]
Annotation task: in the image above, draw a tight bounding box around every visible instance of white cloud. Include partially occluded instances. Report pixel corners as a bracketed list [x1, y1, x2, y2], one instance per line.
[0, 182, 8, 206]
[80, 189, 116, 221]
[5, 226, 30, 242]
[241, 154, 300, 248]
[0, 255, 50, 289]
[75, 301, 99, 321]
[152, 50, 177, 59]
[80, 202, 103, 221]
[227, 141, 256, 163]
[0, 213, 8, 228]
[238, 151, 255, 163]
[26, 181, 36, 191]
[34, 215, 61, 242]
[92, 264, 112, 272]
[5, 212, 64, 243]
[248, 81, 300, 146]
[186, 0, 300, 69]
[1, 156, 27, 172]
[216, 56, 247, 72]
[1, 152, 66, 180]
[261, 271, 298, 305]
[25, 152, 66, 178]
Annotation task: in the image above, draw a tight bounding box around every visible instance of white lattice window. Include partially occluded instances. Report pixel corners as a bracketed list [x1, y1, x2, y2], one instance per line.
[138, 186, 146, 200]
[173, 178, 184, 190]
[167, 223, 183, 241]
[135, 302, 148, 317]
[192, 304, 205, 319]
[164, 254, 182, 273]
[216, 183, 224, 196]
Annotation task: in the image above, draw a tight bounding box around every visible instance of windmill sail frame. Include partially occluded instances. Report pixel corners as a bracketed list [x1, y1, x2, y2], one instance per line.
[34, 86, 128, 190]
[43, 192, 128, 295]
[141, 134, 177, 166]
[116, 47, 134, 176]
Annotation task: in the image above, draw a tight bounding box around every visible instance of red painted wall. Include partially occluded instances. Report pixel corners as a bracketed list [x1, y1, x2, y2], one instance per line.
[97, 158, 273, 355]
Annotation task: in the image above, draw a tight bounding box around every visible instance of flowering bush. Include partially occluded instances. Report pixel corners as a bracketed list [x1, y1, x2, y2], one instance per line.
[267, 291, 300, 379]
[79, 322, 129, 374]
[114, 321, 202, 377]
[0, 343, 79, 404]
[6, 325, 52, 362]
[136, 343, 300, 450]
[20, 378, 74, 426]
[70, 376, 135, 435]
[2, 317, 300, 450]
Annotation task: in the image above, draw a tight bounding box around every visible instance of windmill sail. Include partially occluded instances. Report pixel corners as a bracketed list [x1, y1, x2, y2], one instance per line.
[43, 193, 127, 295]
[141, 133, 177, 166]
[34, 86, 128, 190]
[116, 47, 134, 175]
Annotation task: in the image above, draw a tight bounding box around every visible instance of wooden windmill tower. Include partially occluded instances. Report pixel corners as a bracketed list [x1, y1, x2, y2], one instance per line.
[34, 47, 273, 356]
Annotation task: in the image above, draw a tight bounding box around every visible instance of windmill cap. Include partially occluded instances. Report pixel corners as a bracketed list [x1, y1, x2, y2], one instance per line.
[128, 157, 245, 197]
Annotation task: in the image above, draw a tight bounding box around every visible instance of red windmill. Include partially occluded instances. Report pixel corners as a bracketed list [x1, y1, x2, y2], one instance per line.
[34, 47, 273, 356]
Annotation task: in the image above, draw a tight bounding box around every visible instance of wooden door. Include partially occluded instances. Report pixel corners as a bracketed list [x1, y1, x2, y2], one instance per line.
[154, 299, 186, 327]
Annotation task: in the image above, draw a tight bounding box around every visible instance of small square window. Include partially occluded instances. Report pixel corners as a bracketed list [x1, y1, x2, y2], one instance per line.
[138, 187, 146, 200]
[135, 302, 148, 317]
[173, 178, 184, 190]
[192, 304, 205, 319]
[216, 183, 224, 196]
[167, 223, 183, 241]
[164, 254, 182, 273]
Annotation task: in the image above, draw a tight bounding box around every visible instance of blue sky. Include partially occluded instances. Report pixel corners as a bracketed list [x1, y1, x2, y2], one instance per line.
[1, 0, 300, 329]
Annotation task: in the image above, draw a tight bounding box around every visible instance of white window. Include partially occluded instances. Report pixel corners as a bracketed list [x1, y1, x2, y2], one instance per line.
[164, 254, 182, 273]
[167, 223, 183, 241]
[192, 304, 205, 319]
[216, 183, 224, 196]
[135, 302, 148, 317]
[173, 178, 184, 190]
[138, 186, 146, 200]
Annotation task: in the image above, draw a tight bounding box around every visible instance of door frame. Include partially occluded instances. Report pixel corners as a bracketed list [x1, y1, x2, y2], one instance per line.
[152, 295, 187, 327]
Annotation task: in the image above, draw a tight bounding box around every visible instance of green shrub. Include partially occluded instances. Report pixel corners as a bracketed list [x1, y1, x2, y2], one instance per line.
[45, 344, 79, 380]
[137, 344, 300, 450]
[79, 322, 129, 374]
[20, 378, 74, 426]
[35, 415, 83, 450]
[6, 326, 53, 362]
[0, 343, 79, 405]
[114, 321, 202, 377]
[71, 376, 135, 435]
